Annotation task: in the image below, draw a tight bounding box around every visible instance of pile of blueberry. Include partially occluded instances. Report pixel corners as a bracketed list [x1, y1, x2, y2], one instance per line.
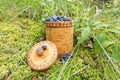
[46, 15, 72, 22]
[60, 53, 73, 62]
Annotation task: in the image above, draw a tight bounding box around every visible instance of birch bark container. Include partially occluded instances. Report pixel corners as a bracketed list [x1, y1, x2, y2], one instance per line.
[46, 21, 73, 56]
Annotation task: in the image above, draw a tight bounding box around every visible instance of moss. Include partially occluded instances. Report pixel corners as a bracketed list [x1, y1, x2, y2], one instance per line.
[0, 18, 119, 80]
[0, 18, 45, 79]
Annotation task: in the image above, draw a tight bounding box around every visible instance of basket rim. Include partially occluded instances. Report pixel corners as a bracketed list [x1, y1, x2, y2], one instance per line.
[46, 20, 74, 28]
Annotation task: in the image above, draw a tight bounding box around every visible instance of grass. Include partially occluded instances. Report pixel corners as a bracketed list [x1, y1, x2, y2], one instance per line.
[0, 0, 120, 80]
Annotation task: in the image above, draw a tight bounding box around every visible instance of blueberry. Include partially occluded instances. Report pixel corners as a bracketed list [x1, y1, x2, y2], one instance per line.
[55, 19, 57, 21]
[42, 45, 47, 50]
[45, 18, 50, 21]
[49, 18, 53, 22]
[46, 15, 72, 22]
[64, 57, 68, 61]
[66, 53, 73, 58]
[60, 16, 64, 18]
[59, 18, 63, 21]
[57, 16, 61, 20]
[67, 17, 72, 21]
[53, 18, 57, 21]
[63, 17, 68, 21]
[62, 55, 66, 59]
[52, 17, 56, 20]
[52, 15, 57, 19]
[57, 20, 60, 22]
[66, 53, 71, 57]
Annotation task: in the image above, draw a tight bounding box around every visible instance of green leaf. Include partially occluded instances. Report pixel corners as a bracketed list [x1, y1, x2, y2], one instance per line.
[110, 45, 120, 63]
[104, 41, 116, 48]
[94, 33, 116, 52]
[77, 27, 91, 45]
[107, 29, 120, 34]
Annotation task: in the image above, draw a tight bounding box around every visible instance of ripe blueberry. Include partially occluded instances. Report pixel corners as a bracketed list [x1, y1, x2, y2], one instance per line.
[46, 18, 50, 21]
[42, 45, 47, 50]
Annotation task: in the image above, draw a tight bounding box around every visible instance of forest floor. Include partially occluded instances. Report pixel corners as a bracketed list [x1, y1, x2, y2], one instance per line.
[0, 0, 120, 80]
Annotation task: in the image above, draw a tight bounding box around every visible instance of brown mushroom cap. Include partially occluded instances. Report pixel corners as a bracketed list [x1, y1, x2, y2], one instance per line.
[27, 41, 58, 70]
